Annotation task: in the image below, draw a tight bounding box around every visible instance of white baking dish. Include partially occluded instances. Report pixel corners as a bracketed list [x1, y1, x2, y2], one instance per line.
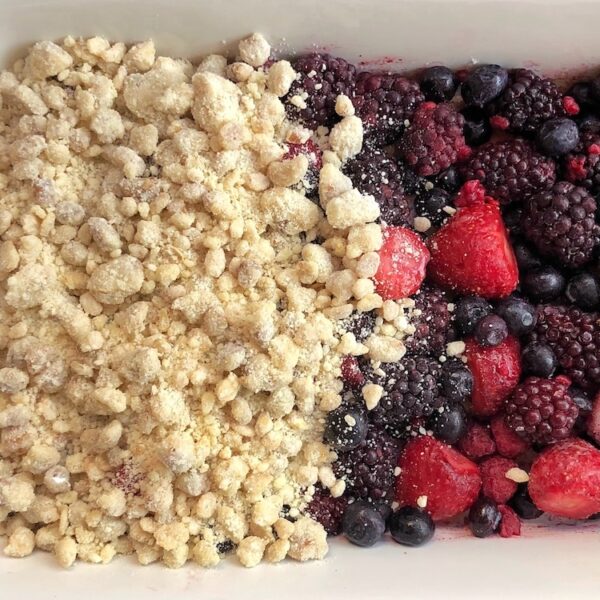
[2, 0, 600, 597]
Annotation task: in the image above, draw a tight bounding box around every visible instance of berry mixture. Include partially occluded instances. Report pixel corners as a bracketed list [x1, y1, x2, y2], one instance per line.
[1, 33, 600, 571]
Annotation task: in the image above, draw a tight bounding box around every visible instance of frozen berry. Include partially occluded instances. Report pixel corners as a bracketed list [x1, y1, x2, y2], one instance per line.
[286, 53, 356, 128]
[389, 506, 435, 547]
[486, 69, 565, 135]
[334, 425, 402, 504]
[441, 359, 474, 403]
[468, 497, 501, 538]
[461, 64, 509, 107]
[435, 166, 462, 192]
[577, 113, 600, 133]
[340, 355, 366, 389]
[462, 106, 491, 146]
[562, 131, 600, 193]
[399, 102, 469, 177]
[324, 405, 368, 452]
[522, 266, 566, 302]
[343, 311, 377, 343]
[512, 241, 543, 274]
[510, 484, 543, 520]
[459, 139, 556, 205]
[495, 297, 537, 336]
[522, 181, 600, 269]
[414, 188, 450, 226]
[353, 71, 425, 144]
[505, 375, 579, 445]
[479, 456, 518, 504]
[566, 273, 600, 310]
[521, 342, 558, 378]
[568, 82, 595, 110]
[498, 504, 521, 537]
[458, 423, 496, 461]
[490, 415, 530, 458]
[306, 486, 349, 535]
[537, 118, 580, 156]
[420, 66, 458, 102]
[342, 500, 385, 547]
[427, 404, 467, 445]
[474, 314, 508, 347]
[529, 304, 600, 392]
[455, 296, 492, 336]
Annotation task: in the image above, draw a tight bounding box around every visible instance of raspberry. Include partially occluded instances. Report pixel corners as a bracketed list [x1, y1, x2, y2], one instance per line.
[366, 356, 445, 435]
[486, 69, 565, 135]
[498, 505, 521, 537]
[479, 456, 518, 504]
[522, 181, 600, 269]
[285, 53, 356, 128]
[490, 415, 530, 458]
[353, 71, 425, 144]
[343, 148, 423, 226]
[343, 310, 376, 343]
[458, 423, 496, 461]
[405, 285, 453, 357]
[529, 305, 600, 392]
[399, 102, 469, 176]
[563, 131, 600, 193]
[306, 485, 349, 535]
[340, 355, 365, 389]
[505, 376, 579, 445]
[459, 139, 556, 205]
[333, 425, 402, 504]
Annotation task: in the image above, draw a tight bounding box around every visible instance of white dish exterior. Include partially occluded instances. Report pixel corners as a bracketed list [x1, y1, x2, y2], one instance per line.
[2, 0, 600, 597]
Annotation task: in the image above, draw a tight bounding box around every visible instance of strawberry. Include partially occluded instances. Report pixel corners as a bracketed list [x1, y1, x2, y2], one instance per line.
[586, 392, 600, 445]
[490, 415, 529, 459]
[464, 336, 521, 417]
[374, 226, 430, 300]
[396, 436, 481, 521]
[528, 438, 600, 519]
[427, 189, 518, 298]
[479, 456, 518, 504]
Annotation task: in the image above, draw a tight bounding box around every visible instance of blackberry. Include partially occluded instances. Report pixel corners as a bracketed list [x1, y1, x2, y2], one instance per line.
[486, 69, 565, 135]
[529, 305, 600, 392]
[522, 181, 600, 269]
[285, 53, 356, 128]
[562, 132, 600, 193]
[343, 310, 377, 343]
[367, 356, 445, 434]
[405, 285, 453, 356]
[333, 425, 402, 504]
[504, 375, 579, 445]
[353, 71, 425, 145]
[399, 102, 468, 176]
[459, 139, 556, 205]
[343, 148, 423, 225]
[306, 485, 349, 535]
[216, 540, 235, 554]
[414, 188, 451, 226]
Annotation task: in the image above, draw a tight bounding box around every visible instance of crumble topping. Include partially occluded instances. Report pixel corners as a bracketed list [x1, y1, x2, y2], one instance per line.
[0, 33, 414, 568]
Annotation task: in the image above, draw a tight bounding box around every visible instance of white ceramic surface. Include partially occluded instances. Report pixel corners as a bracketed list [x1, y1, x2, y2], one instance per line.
[2, 0, 600, 597]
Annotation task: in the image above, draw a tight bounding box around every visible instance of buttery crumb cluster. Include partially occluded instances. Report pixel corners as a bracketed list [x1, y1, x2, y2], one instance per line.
[0, 34, 413, 568]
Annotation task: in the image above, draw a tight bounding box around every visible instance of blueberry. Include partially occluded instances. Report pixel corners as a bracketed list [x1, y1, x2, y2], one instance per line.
[323, 405, 368, 452]
[461, 64, 508, 107]
[441, 359, 473, 403]
[568, 82, 595, 109]
[474, 314, 508, 347]
[342, 501, 385, 547]
[389, 506, 435, 547]
[435, 166, 462, 193]
[522, 266, 566, 302]
[455, 296, 492, 336]
[577, 113, 600, 134]
[521, 342, 557, 377]
[510, 485, 543, 520]
[415, 188, 450, 226]
[495, 297, 537, 336]
[420, 66, 458, 102]
[536, 118, 580, 156]
[566, 273, 600, 310]
[512, 240, 543, 273]
[427, 404, 467, 444]
[461, 106, 491, 146]
[468, 497, 501, 537]
[502, 206, 523, 235]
